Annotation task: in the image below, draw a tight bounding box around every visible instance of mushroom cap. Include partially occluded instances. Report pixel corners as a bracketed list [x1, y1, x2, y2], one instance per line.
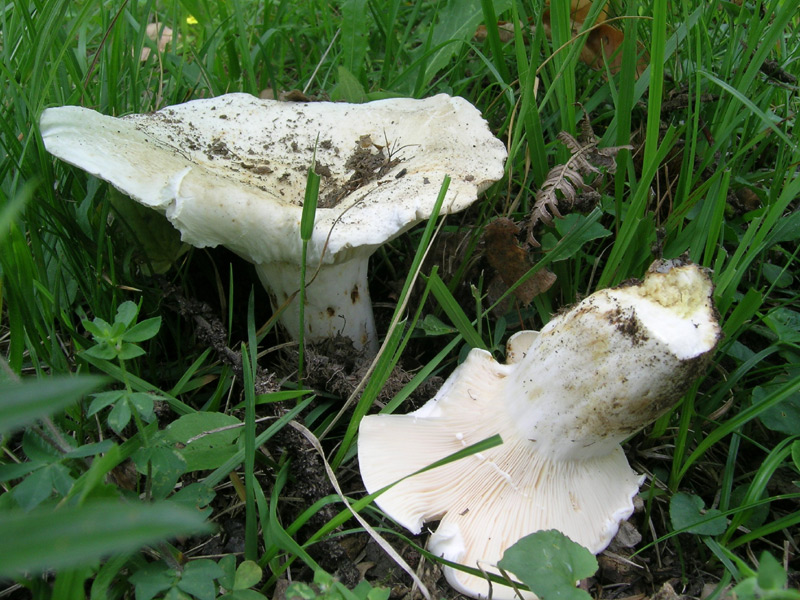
[359, 350, 643, 599]
[40, 93, 507, 267]
[358, 260, 720, 599]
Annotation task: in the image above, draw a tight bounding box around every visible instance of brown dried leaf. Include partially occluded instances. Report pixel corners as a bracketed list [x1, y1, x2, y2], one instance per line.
[474, 21, 517, 43]
[545, 0, 606, 26]
[527, 119, 630, 246]
[542, 1, 649, 77]
[565, 118, 631, 175]
[140, 23, 177, 61]
[528, 163, 591, 244]
[650, 582, 681, 600]
[484, 218, 556, 307]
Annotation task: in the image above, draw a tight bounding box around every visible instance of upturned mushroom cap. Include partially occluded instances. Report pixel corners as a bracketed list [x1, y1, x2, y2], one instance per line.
[40, 93, 506, 349]
[358, 259, 720, 599]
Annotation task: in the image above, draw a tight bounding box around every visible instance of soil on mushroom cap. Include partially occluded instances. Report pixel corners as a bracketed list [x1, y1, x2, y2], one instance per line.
[319, 137, 403, 209]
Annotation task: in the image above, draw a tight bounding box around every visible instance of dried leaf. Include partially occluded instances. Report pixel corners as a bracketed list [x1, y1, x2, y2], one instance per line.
[474, 21, 517, 43]
[543, 0, 607, 26]
[527, 118, 630, 246]
[484, 218, 556, 307]
[542, 1, 648, 77]
[476, 1, 648, 76]
[140, 23, 177, 61]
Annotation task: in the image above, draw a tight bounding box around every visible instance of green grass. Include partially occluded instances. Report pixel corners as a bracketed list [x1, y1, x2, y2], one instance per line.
[2, 0, 800, 597]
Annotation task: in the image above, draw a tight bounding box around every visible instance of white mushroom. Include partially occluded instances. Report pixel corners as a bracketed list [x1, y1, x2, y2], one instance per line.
[40, 93, 506, 352]
[358, 258, 721, 599]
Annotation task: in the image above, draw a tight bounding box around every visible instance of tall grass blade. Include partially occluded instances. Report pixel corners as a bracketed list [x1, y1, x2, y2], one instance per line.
[0, 375, 106, 436]
[0, 500, 210, 577]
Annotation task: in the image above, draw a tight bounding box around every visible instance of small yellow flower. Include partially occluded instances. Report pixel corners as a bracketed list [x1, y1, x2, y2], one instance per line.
[186, 15, 198, 25]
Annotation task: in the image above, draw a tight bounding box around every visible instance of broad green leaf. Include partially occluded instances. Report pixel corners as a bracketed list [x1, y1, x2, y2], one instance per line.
[82, 318, 111, 338]
[172, 482, 216, 512]
[670, 492, 727, 535]
[178, 559, 224, 600]
[340, 0, 370, 78]
[133, 446, 187, 500]
[82, 343, 118, 360]
[414, 0, 511, 88]
[218, 554, 237, 589]
[0, 461, 40, 482]
[497, 530, 597, 600]
[753, 378, 800, 435]
[352, 580, 390, 600]
[63, 439, 115, 459]
[766, 209, 800, 245]
[115, 301, 139, 327]
[23, 428, 63, 461]
[419, 313, 457, 336]
[285, 582, 316, 600]
[165, 411, 242, 442]
[0, 376, 105, 435]
[129, 561, 176, 600]
[109, 320, 127, 339]
[88, 390, 126, 416]
[11, 466, 54, 511]
[123, 316, 162, 342]
[554, 213, 611, 239]
[731, 578, 758, 599]
[167, 412, 242, 471]
[151, 449, 187, 500]
[763, 308, 800, 344]
[366, 586, 391, 600]
[331, 66, 368, 104]
[792, 441, 800, 472]
[50, 462, 75, 496]
[756, 551, 787, 590]
[233, 560, 262, 590]
[108, 399, 132, 433]
[118, 342, 146, 360]
[163, 587, 189, 599]
[0, 500, 210, 577]
[542, 213, 612, 259]
[128, 392, 156, 422]
[761, 263, 792, 288]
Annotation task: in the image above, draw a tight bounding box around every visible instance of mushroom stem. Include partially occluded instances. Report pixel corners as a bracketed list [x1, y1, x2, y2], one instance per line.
[255, 254, 377, 353]
[503, 259, 722, 461]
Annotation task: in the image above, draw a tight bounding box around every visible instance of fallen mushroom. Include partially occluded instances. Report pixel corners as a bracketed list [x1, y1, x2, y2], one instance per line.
[40, 93, 506, 352]
[358, 258, 720, 599]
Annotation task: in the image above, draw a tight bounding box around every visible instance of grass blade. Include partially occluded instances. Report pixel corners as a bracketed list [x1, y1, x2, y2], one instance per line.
[0, 375, 106, 436]
[0, 500, 210, 577]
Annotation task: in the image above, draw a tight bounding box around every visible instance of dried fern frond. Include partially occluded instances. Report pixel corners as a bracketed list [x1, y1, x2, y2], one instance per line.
[529, 163, 591, 230]
[527, 119, 631, 247]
